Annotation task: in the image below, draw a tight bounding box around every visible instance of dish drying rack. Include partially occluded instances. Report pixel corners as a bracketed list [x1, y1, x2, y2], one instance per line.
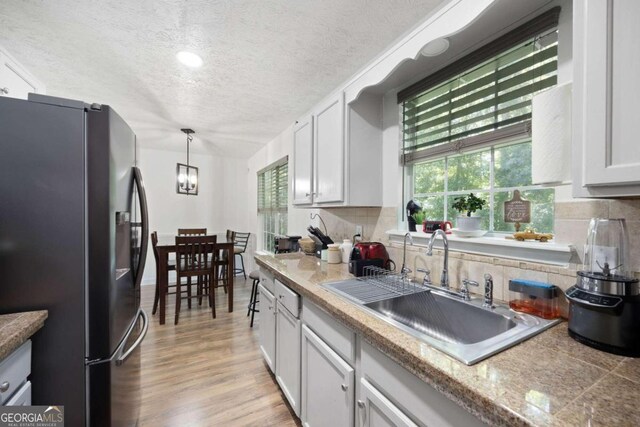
[328, 266, 427, 304]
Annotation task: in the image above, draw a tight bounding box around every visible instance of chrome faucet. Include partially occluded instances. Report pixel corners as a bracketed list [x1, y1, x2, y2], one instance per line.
[401, 232, 413, 280]
[483, 273, 494, 309]
[426, 229, 449, 289]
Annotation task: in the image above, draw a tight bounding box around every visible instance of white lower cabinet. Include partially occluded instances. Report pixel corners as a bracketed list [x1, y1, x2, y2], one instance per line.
[258, 284, 276, 373]
[301, 325, 355, 427]
[359, 379, 417, 427]
[5, 381, 31, 406]
[258, 280, 487, 426]
[0, 340, 32, 406]
[275, 301, 301, 416]
[361, 341, 485, 427]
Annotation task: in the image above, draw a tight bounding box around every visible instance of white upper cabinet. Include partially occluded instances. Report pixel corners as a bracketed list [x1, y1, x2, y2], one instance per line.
[573, 0, 640, 196]
[0, 48, 44, 100]
[313, 92, 345, 204]
[293, 115, 314, 205]
[291, 90, 383, 207]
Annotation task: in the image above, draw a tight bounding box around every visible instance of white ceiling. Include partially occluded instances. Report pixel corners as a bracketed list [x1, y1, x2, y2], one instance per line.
[0, 0, 445, 158]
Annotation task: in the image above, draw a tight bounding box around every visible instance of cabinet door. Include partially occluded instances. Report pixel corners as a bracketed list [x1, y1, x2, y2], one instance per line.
[301, 325, 354, 427]
[358, 379, 417, 427]
[314, 92, 345, 203]
[275, 303, 301, 416]
[0, 51, 41, 100]
[5, 381, 31, 406]
[258, 285, 276, 373]
[293, 115, 314, 205]
[579, 0, 640, 186]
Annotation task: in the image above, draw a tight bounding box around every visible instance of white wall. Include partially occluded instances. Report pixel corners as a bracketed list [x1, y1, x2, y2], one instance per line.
[246, 123, 318, 257]
[138, 147, 249, 284]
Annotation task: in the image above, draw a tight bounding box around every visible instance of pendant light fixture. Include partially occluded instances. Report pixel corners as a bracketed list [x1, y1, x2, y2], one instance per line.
[176, 128, 199, 195]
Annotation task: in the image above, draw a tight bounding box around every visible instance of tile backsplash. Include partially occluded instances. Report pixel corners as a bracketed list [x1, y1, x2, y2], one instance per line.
[554, 199, 640, 273]
[319, 198, 640, 314]
[319, 207, 396, 243]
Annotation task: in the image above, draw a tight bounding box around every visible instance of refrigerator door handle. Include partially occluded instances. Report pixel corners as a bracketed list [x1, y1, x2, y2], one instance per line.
[132, 166, 149, 288]
[116, 309, 148, 366]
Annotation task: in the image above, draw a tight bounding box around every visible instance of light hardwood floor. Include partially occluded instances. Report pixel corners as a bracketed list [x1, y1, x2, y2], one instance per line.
[139, 278, 300, 427]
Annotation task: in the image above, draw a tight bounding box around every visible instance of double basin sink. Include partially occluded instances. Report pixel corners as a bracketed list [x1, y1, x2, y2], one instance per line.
[324, 278, 559, 365]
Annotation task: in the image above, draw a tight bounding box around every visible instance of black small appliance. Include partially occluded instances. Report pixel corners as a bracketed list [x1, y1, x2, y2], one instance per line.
[566, 218, 640, 357]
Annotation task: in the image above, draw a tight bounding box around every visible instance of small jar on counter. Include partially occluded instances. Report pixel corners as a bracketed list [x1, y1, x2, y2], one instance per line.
[327, 243, 342, 264]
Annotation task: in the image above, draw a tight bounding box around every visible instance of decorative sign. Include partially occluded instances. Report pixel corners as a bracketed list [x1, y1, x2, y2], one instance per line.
[504, 190, 530, 231]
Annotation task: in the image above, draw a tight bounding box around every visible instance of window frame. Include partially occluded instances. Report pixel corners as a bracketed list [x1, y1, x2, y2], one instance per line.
[406, 136, 554, 234]
[257, 157, 288, 253]
[400, 12, 561, 235]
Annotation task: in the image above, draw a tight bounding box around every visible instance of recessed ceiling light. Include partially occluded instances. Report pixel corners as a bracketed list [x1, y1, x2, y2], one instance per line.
[420, 38, 450, 57]
[176, 51, 203, 68]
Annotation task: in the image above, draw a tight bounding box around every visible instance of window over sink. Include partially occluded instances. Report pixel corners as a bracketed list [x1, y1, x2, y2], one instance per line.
[400, 9, 559, 234]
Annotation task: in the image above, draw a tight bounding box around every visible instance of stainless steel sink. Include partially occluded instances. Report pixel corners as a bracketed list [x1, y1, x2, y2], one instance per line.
[324, 278, 560, 365]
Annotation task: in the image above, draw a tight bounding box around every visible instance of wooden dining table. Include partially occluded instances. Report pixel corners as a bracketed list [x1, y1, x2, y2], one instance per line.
[155, 234, 235, 325]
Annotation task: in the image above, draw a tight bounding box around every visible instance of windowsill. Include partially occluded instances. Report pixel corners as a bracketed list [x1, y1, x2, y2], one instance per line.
[386, 230, 573, 266]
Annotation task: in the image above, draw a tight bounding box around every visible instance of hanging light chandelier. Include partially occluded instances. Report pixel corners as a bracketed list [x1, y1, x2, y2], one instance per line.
[176, 128, 199, 195]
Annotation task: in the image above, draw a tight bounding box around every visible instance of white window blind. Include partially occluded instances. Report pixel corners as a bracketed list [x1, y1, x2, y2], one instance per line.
[258, 158, 288, 214]
[258, 157, 288, 252]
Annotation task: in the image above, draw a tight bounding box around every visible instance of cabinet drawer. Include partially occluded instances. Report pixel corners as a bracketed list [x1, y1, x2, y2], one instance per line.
[275, 279, 300, 318]
[5, 381, 31, 406]
[302, 299, 355, 365]
[0, 340, 31, 405]
[259, 269, 275, 294]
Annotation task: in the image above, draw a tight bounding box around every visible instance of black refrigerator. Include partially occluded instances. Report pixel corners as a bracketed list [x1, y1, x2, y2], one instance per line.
[0, 94, 149, 426]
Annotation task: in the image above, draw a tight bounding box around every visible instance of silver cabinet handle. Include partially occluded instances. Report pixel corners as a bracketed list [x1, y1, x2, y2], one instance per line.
[341, 384, 348, 391]
[357, 400, 365, 408]
[0, 87, 8, 95]
[0, 381, 9, 392]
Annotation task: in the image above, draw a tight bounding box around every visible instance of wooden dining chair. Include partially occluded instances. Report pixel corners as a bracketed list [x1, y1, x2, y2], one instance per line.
[233, 232, 251, 279]
[174, 235, 218, 324]
[216, 230, 236, 293]
[151, 231, 176, 315]
[178, 228, 207, 236]
[177, 228, 208, 303]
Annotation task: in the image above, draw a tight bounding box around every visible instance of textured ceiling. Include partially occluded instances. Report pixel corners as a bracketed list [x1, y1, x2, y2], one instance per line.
[0, 0, 444, 157]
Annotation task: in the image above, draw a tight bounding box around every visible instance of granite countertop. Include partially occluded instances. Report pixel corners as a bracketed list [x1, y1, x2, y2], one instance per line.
[0, 311, 48, 360]
[255, 253, 640, 427]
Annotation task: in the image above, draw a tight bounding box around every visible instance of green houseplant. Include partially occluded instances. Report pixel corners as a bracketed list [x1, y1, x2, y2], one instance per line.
[411, 211, 426, 227]
[451, 193, 486, 231]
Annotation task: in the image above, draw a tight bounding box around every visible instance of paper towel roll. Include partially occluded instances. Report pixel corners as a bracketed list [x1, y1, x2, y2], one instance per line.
[532, 82, 572, 185]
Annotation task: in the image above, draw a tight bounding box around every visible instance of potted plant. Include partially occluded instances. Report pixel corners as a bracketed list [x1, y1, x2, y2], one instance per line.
[412, 211, 426, 232]
[451, 193, 486, 231]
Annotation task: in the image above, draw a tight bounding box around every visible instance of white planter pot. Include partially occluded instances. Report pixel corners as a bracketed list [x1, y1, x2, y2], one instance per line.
[456, 215, 482, 231]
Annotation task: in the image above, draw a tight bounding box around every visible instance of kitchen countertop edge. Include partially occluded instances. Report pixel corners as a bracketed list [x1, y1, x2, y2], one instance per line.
[0, 311, 48, 360]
